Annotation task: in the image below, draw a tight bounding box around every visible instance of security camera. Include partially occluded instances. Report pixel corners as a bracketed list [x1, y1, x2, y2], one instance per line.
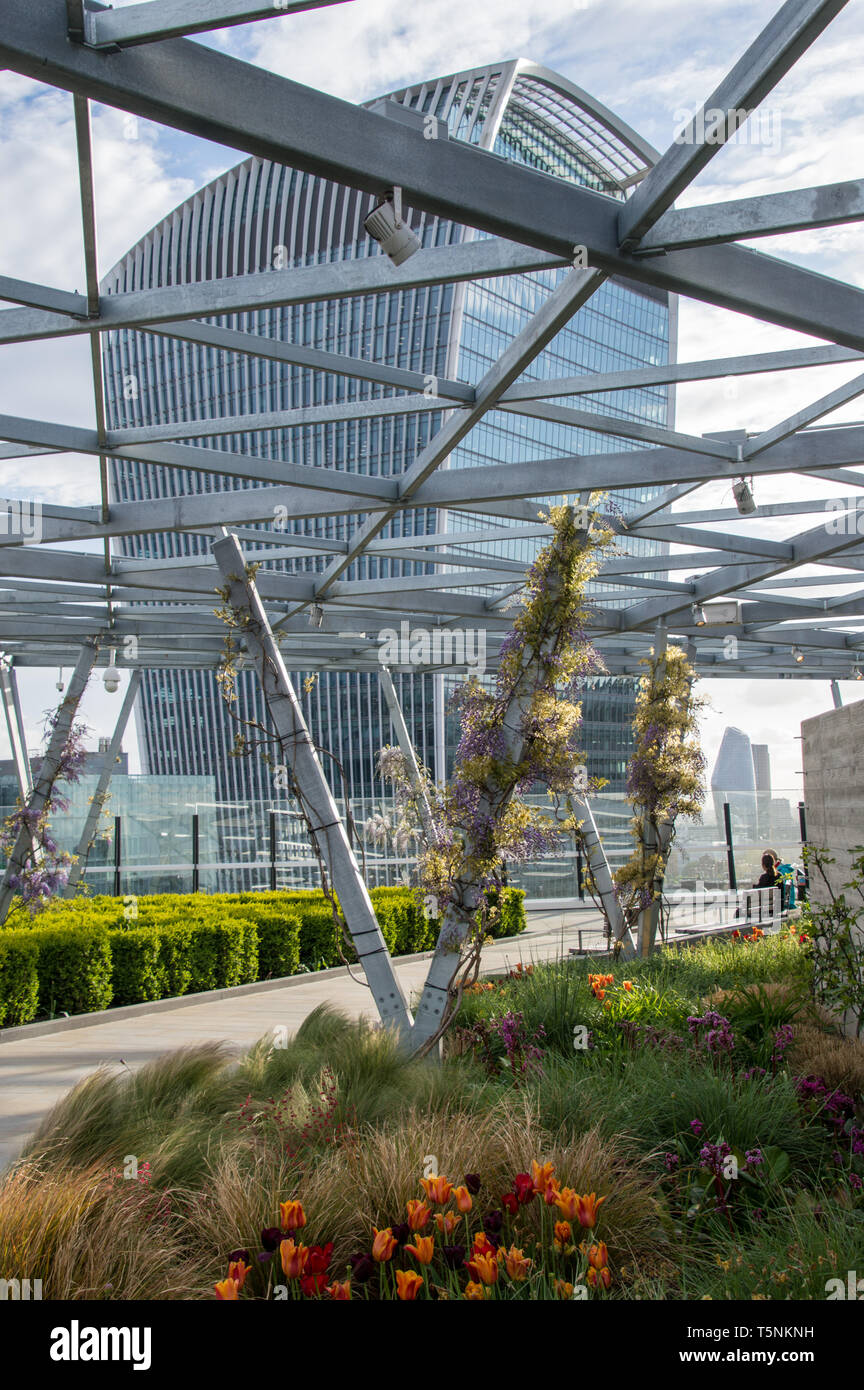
[732, 477, 756, 515]
[364, 187, 421, 266]
[103, 649, 121, 693]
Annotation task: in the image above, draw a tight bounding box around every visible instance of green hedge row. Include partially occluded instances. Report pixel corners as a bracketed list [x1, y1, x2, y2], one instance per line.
[0, 885, 525, 1027]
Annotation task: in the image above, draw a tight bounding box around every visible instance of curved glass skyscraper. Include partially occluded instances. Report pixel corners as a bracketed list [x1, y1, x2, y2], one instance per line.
[102, 60, 675, 814]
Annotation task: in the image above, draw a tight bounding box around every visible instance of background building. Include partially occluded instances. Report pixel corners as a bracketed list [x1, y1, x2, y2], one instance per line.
[102, 61, 675, 842]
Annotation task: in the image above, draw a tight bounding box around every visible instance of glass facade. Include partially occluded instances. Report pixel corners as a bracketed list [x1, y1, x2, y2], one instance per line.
[101, 61, 674, 823]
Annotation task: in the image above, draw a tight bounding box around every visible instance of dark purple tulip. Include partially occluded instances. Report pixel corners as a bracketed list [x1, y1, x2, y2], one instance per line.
[482, 1209, 504, 1235]
[390, 1222, 410, 1246]
[464, 1173, 482, 1195]
[443, 1245, 466, 1269]
[228, 1248, 250, 1265]
[260, 1227, 283, 1252]
[348, 1253, 376, 1283]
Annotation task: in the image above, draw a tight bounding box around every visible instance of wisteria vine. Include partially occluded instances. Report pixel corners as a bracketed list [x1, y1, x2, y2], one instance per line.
[614, 644, 706, 929]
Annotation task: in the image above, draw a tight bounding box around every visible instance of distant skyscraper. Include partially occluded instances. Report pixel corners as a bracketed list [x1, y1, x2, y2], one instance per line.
[751, 742, 772, 838]
[712, 726, 757, 834]
[102, 60, 675, 827]
[751, 744, 771, 794]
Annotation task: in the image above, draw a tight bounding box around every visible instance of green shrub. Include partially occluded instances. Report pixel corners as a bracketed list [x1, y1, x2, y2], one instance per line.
[494, 886, 527, 937]
[29, 921, 113, 1017]
[229, 903, 300, 980]
[296, 903, 343, 969]
[156, 919, 194, 999]
[0, 930, 40, 1026]
[370, 888, 436, 955]
[108, 928, 164, 1006]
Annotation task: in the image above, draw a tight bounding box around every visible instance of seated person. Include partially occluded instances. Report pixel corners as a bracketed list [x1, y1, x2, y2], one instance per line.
[755, 852, 780, 889]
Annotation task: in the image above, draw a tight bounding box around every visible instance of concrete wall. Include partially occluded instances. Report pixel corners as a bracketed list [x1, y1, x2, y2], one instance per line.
[801, 701, 864, 1037]
[802, 701, 864, 903]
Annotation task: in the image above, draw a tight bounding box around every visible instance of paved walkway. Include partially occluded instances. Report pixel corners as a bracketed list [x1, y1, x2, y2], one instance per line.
[0, 908, 606, 1169]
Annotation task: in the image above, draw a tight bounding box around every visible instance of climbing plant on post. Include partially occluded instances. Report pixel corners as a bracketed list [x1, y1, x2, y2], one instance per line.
[614, 641, 706, 955]
[373, 501, 617, 1051]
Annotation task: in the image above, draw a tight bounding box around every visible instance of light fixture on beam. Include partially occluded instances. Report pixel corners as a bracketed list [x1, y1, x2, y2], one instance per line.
[792, 645, 805, 665]
[364, 187, 421, 266]
[691, 602, 706, 626]
[732, 476, 756, 515]
[853, 664, 864, 681]
[694, 600, 738, 628]
[56, 667, 65, 693]
[308, 604, 324, 629]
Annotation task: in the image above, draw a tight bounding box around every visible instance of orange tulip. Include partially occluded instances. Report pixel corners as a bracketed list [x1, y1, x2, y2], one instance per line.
[420, 1174, 453, 1204]
[531, 1160, 556, 1193]
[554, 1220, 572, 1250]
[623, 980, 633, 991]
[466, 1251, 499, 1285]
[279, 1199, 306, 1232]
[554, 1279, 574, 1299]
[372, 1226, 398, 1262]
[214, 1277, 240, 1300]
[586, 1265, 612, 1290]
[499, 1244, 532, 1281]
[395, 1269, 424, 1301]
[405, 1234, 435, 1265]
[327, 1280, 351, 1300]
[228, 1258, 251, 1290]
[279, 1238, 309, 1279]
[453, 1185, 473, 1214]
[555, 1189, 606, 1227]
[587, 1241, 609, 1270]
[471, 1231, 497, 1257]
[464, 1280, 486, 1300]
[406, 1198, 431, 1231]
[435, 1211, 460, 1238]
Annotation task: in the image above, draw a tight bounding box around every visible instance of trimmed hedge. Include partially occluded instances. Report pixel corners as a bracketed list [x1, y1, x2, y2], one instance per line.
[0, 931, 40, 1026]
[0, 884, 526, 1025]
[29, 921, 113, 1018]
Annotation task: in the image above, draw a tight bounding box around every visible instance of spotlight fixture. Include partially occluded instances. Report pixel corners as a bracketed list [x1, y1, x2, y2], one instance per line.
[691, 602, 706, 626]
[103, 648, 121, 694]
[364, 187, 421, 266]
[732, 476, 756, 515]
[308, 603, 324, 629]
[56, 668, 65, 693]
[792, 645, 805, 665]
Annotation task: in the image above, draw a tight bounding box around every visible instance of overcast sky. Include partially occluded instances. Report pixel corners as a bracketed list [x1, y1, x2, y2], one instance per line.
[1, 0, 863, 796]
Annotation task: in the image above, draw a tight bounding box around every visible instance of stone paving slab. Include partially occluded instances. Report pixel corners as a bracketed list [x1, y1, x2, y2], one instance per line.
[0, 909, 606, 1170]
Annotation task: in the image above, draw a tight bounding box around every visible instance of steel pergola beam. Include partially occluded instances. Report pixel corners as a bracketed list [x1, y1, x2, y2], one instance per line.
[0, 239, 566, 347]
[3, 1, 864, 351]
[638, 178, 864, 252]
[617, 0, 851, 249]
[77, 0, 353, 49]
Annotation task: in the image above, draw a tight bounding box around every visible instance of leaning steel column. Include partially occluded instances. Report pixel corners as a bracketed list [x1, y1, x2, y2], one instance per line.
[378, 666, 438, 844]
[0, 639, 99, 924]
[569, 792, 636, 960]
[0, 657, 33, 803]
[213, 532, 414, 1039]
[65, 669, 142, 894]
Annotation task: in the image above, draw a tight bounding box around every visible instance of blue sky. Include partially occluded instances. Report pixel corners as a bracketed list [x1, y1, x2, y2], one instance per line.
[1, 0, 863, 793]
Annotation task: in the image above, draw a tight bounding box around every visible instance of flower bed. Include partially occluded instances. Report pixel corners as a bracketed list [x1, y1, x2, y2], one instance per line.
[2, 929, 863, 1301]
